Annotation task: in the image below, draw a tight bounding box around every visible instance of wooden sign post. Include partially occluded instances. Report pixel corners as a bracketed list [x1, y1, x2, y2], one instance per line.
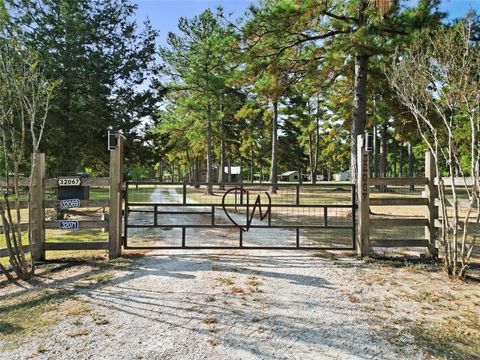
[108, 134, 124, 259]
[425, 151, 439, 258]
[357, 135, 370, 257]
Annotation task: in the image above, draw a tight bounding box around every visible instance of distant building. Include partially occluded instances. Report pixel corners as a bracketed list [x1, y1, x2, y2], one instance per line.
[253, 173, 269, 182]
[183, 164, 242, 183]
[223, 166, 241, 182]
[333, 170, 350, 181]
[278, 171, 300, 182]
[306, 174, 325, 182]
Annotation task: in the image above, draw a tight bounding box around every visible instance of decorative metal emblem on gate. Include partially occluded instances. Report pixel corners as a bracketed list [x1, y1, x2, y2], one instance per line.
[221, 187, 271, 232]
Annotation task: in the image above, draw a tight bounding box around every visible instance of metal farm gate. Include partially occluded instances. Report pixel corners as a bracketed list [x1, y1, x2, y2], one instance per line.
[123, 182, 356, 250]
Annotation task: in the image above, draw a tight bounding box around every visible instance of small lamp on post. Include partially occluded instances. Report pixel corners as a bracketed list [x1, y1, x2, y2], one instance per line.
[364, 131, 373, 152]
[107, 127, 117, 151]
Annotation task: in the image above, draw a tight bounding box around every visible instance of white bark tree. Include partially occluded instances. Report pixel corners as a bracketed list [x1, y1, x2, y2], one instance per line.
[0, 36, 57, 281]
[388, 20, 480, 278]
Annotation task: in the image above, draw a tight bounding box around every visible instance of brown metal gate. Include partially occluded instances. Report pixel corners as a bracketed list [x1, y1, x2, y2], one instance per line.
[124, 182, 355, 250]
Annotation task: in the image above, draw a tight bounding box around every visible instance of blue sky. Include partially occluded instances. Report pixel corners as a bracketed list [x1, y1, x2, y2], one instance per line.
[132, 0, 252, 45]
[131, 0, 480, 46]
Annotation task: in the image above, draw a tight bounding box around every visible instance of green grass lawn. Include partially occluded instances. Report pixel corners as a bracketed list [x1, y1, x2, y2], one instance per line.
[1, 230, 108, 266]
[0, 255, 141, 350]
[125, 185, 158, 203]
[179, 185, 353, 206]
[89, 187, 110, 200]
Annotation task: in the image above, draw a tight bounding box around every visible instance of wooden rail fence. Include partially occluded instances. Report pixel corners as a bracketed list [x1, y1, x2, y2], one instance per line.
[0, 135, 124, 262]
[357, 134, 438, 256]
[356, 134, 478, 257]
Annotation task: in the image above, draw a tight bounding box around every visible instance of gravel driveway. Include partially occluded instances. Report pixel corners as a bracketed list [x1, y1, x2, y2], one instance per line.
[1, 249, 423, 360]
[1, 188, 433, 359]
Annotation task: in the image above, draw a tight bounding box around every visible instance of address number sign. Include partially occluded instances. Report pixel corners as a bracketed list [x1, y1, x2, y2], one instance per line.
[58, 177, 82, 187]
[59, 198, 81, 210]
[58, 220, 79, 230]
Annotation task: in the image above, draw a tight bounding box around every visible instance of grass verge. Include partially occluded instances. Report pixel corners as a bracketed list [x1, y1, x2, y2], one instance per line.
[0, 288, 90, 350]
[0, 254, 143, 350]
[385, 314, 480, 360]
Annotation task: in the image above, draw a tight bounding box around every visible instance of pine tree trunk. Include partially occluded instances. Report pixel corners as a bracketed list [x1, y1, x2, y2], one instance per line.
[380, 122, 388, 176]
[350, 1, 368, 185]
[393, 140, 397, 177]
[218, 117, 225, 190]
[313, 114, 319, 184]
[309, 133, 314, 183]
[379, 121, 388, 192]
[373, 122, 378, 177]
[186, 150, 191, 182]
[206, 103, 213, 194]
[408, 141, 415, 190]
[227, 158, 232, 183]
[270, 100, 279, 193]
[250, 146, 254, 183]
[194, 157, 200, 189]
[399, 142, 404, 177]
[239, 156, 243, 183]
[160, 160, 164, 182]
[350, 54, 368, 184]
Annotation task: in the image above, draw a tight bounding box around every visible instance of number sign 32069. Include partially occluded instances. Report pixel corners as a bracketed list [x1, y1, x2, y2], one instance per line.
[60, 199, 80, 210]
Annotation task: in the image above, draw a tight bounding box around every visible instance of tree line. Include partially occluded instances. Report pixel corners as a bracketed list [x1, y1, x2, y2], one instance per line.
[154, 0, 450, 193]
[2, 0, 445, 182]
[0, 0, 478, 187]
[1, 0, 161, 176]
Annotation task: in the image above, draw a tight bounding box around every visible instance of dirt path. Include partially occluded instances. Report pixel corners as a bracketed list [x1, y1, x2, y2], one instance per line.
[1, 250, 425, 360]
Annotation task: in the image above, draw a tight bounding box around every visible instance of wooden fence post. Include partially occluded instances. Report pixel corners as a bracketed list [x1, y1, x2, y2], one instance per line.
[357, 135, 370, 257]
[30, 153, 46, 261]
[108, 134, 124, 259]
[425, 151, 438, 258]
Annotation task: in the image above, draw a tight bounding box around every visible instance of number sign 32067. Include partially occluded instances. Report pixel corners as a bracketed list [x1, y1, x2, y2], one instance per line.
[58, 177, 82, 187]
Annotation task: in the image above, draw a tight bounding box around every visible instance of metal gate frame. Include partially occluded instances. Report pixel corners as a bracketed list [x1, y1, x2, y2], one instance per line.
[123, 181, 356, 250]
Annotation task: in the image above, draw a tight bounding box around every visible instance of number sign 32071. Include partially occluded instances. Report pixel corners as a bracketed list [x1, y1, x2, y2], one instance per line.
[59, 220, 79, 230]
[58, 177, 82, 187]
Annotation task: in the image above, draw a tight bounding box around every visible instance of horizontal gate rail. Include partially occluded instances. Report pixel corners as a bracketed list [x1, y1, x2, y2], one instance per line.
[126, 224, 353, 229]
[127, 202, 352, 208]
[128, 209, 213, 214]
[124, 245, 353, 251]
[126, 181, 353, 187]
